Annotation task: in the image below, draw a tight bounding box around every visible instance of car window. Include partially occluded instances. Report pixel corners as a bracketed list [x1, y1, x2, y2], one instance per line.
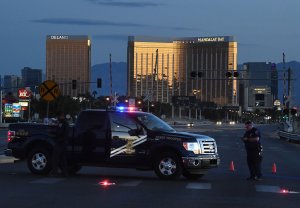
[109, 112, 140, 132]
[76, 111, 106, 133]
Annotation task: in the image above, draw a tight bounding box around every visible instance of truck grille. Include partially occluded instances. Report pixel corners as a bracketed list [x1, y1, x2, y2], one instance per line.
[198, 140, 217, 154]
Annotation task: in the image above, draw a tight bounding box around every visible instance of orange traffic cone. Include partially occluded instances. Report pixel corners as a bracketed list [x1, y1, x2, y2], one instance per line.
[229, 161, 235, 172]
[272, 163, 277, 174]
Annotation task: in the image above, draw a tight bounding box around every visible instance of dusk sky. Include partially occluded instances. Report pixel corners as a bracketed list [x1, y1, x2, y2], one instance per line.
[1, 0, 300, 76]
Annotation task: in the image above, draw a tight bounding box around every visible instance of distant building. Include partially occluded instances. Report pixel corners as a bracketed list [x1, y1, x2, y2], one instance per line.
[3, 75, 22, 96]
[240, 62, 278, 111]
[46, 35, 91, 97]
[127, 36, 238, 106]
[21, 67, 42, 93]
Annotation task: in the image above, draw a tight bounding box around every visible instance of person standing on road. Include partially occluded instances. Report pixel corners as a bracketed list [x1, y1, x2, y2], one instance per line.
[242, 121, 263, 181]
[49, 111, 69, 177]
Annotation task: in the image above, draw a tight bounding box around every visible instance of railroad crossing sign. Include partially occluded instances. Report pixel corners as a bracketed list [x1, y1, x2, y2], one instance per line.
[39, 80, 60, 102]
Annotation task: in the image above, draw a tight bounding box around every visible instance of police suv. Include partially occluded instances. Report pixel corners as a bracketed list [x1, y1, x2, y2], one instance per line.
[5, 108, 220, 180]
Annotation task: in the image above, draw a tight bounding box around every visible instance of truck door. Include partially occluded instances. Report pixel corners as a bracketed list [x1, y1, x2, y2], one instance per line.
[108, 112, 147, 166]
[72, 111, 109, 164]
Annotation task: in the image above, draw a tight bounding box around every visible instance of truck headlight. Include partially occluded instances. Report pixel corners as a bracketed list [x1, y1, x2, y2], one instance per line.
[183, 142, 201, 154]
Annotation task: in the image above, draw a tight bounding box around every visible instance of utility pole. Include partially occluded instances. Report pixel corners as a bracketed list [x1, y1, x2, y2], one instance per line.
[283, 52, 286, 107]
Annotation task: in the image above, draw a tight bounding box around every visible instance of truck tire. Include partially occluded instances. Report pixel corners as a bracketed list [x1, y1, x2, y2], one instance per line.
[27, 146, 52, 175]
[154, 152, 182, 180]
[182, 171, 204, 180]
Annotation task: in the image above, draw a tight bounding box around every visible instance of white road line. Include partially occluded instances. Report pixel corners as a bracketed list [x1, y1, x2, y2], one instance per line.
[30, 178, 65, 184]
[256, 185, 281, 193]
[119, 180, 143, 187]
[256, 185, 300, 194]
[186, 182, 212, 190]
[0, 155, 17, 164]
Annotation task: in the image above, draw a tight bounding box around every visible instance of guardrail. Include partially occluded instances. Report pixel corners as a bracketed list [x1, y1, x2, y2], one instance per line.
[278, 131, 300, 143]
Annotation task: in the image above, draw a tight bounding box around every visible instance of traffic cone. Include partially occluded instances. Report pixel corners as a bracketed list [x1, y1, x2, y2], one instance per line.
[229, 161, 235, 172]
[272, 163, 277, 174]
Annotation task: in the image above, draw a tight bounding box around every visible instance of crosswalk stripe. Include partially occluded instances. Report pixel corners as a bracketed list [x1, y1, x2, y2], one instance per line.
[119, 180, 143, 187]
[186, 182, 212, 190]
[30, 177, 65, 184]
[256, 185, 280, 193]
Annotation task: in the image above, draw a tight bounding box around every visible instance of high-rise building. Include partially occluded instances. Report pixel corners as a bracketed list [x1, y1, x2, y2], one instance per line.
[46, 35, 91, 97]
[21, 67, 42, 93]
[127, 36, 238, 106]
[3, 75, 22, 96]
[240, 62, 278, 110]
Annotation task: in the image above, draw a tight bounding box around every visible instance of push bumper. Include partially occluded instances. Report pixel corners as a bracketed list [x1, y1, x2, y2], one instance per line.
[182, 154, 220, 173]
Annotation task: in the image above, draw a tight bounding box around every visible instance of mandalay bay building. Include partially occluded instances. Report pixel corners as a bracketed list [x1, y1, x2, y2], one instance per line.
[127, 36, 238, 107]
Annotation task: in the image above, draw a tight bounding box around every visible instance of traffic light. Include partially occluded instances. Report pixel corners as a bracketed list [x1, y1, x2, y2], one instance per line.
[72, 80, 77, 90]
[198, 72, 202, 77]
[190, 71, 196, 77]
[233, 71, 239, 77]
[97, 78, 102, 88]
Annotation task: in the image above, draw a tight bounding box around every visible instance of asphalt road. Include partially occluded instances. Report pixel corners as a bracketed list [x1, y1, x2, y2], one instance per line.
[0, 124, 300, 208]
[0, 129, 7, 154]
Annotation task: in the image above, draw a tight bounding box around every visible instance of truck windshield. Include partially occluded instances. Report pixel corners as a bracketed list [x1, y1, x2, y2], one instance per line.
[135, 113, 175, 132]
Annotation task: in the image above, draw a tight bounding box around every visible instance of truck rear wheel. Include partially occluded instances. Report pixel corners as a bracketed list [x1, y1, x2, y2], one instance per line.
[27, 146, 51, 175]
[154, 152, 182, 180]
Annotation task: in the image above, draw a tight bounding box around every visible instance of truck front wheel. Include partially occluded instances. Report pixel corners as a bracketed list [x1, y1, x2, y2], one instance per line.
[154, 152, 182, 180]
[27, 146, 51, 175]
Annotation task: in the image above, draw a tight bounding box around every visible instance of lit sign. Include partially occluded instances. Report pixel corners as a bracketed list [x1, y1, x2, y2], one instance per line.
[18, 89, 31, 99]
[12, 103, 21, 118]
[19, 102, 29, 107]
[198, 37, 225, 42]
[4, 104, 13, 118]
[50, 35, 69, 40]
[254, 88, 266, 94]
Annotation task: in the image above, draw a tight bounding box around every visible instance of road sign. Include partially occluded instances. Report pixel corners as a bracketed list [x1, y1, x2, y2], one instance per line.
[172, 96, 196, 107]
[39, 80, 60, 102]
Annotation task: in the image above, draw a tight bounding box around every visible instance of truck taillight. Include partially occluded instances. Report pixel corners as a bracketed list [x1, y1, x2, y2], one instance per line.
[7, 130, 15, 142]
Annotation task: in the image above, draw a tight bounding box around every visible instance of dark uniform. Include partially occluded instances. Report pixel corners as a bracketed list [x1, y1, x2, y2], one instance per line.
[243, 126, 263, 180]
[50, 114, 69, 177]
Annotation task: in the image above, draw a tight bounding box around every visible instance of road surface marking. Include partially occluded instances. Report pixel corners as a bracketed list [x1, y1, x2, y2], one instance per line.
[186, 182, 211, 190]
[0, 155, 17, 164]
[30, 178, 65, 184]
[256, 185, 280, 193]
[119, 180, 143, 187]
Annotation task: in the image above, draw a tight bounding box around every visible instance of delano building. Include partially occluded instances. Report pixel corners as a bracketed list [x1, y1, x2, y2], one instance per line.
[46, 35, 91, 97]
[127, 36, 238, 107]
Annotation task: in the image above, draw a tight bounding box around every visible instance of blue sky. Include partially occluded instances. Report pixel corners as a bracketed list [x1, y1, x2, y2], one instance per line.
[1, 0, 300, 76]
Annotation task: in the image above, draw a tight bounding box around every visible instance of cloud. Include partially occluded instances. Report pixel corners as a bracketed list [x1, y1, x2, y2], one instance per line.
[86, 0, 166, 7]
[32, 18, 145, 27]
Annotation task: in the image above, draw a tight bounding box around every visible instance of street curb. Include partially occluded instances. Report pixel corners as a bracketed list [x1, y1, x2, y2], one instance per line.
[0, 155, 18, 164]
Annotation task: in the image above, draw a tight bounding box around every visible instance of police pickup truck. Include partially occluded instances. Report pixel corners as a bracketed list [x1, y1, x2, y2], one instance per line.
[5, 108, 220, 180]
